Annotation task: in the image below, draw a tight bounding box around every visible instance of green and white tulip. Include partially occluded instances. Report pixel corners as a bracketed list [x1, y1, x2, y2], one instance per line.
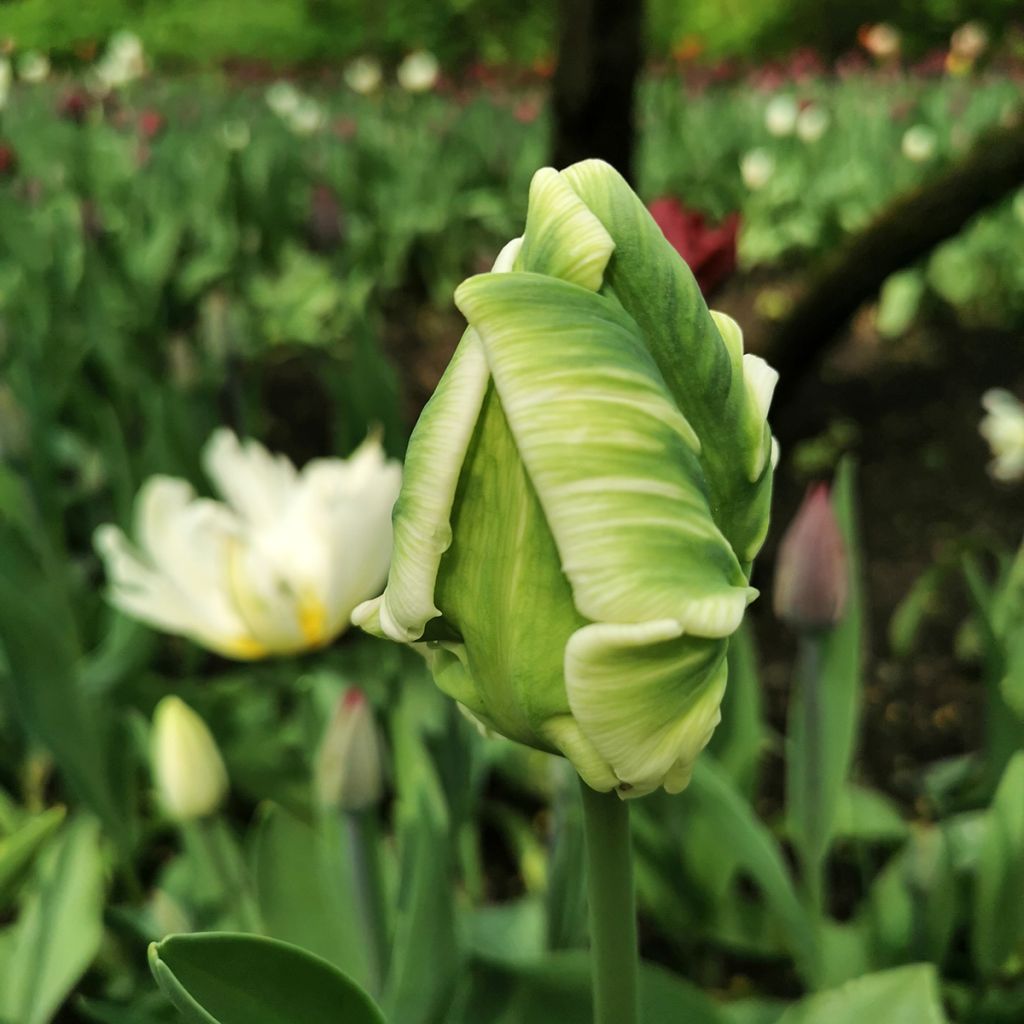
[355, 160, 777, 798]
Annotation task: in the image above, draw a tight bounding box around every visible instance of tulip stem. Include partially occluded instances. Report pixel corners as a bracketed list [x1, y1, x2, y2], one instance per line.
[580, 781, 640, 1024]
[345, 809, 390, 995]
[193, 817, 263, 934]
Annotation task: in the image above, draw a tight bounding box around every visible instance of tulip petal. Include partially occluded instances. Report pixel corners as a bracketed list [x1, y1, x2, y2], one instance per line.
[353, 239, 522, 643]
[559, 160, 775, 562]
[455, 271, 753, 636]
[516, 167, 615, 291]
[565, 620, 728, 797]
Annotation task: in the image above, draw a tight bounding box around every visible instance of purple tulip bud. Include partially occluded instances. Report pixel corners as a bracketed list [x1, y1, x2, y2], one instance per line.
[773, 483, 847, 631]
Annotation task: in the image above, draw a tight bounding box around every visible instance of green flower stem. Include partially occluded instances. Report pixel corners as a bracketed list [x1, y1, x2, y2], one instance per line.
[192, 817, 263, 934]
[580, 780, 640, 1024]
[794, 631, 827, 935]
[344, 808, 390, 995]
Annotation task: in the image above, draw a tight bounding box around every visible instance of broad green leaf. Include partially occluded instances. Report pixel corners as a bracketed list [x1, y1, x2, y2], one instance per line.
[0, 816, 106, 1024]
[0, 805, 65, 909]
[831, 785, 908, 843]
[690, 756, 816, 983]
[382, 689, 460, 1024]
[449, 952, 726, 1024]
[0, 527, 131, 852]
[972, 751, 1024, 977]
[252, 803, 369, 985]
[148, 933, 386, 1024]
[710, 623, 765, 797]
[776, 964, 949, 1024]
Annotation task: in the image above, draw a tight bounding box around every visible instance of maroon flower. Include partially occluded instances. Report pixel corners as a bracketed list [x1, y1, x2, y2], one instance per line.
[0, 142, 18, 178]
[307, 183, 345, 253]
[648, 197, 739, 297]
[57, 88, 93, 124]
[138, 109, 165, 140]
[773, 483, 848, 632]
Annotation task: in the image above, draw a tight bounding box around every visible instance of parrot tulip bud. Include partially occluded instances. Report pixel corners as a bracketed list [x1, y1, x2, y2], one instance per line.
[151, 697, 229, 822]
[354, 160, 778, 798]
[773, 483, 847, 631]
[315, 688, 385, 812]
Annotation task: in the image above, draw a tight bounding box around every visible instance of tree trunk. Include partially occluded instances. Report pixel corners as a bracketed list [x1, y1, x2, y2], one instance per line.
[767, 115, 1024, 407]
[550, 0, 644, 184]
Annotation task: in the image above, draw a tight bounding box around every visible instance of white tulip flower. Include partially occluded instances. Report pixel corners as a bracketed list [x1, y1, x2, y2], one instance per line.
[344, 56, 382, 95]
[901, 125, 937, 163]
[764, 95, 798, 137]
[980, 389, 1024, 483]
[17, 51, 50, 84]
[152, 696, 228, 821]
[740, 148, 775, 191]
[95, 429, 402, 659]
[397, 50, 440, 93]
[94, 30, 146, 91]
[796, 105, 829, 143]
[265, 80, 302, 118]
[286, 97, 326, 136]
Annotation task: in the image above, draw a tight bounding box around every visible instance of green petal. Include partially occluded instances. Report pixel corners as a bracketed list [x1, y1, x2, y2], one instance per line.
[515, 168, 615, 291]
[352, 238, 522, 642]
[559, 160, 775, 562]
[539, 716, 619, 792]
[565, 620, 728, 796]
[455, 271, 753, 636]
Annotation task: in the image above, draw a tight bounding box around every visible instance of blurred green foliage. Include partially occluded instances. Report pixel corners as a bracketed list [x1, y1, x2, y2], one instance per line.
[2, 0, 1023, 66]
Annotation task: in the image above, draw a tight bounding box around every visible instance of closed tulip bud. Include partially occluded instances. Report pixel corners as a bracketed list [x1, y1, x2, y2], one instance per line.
[315, 689, 384, 811]
[355, 160, 777, 798]
[95, 429, 401, 659]
[152, 697, 228, 821]
[773, 484, 847, 631]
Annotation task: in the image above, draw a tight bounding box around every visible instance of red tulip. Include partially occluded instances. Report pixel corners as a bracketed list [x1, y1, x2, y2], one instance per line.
[648, 197, 739, 297]
[773, 484, 848, 632]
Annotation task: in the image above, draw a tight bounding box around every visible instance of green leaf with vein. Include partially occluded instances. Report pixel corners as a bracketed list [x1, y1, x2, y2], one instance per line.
[148, 933, 386, 1024]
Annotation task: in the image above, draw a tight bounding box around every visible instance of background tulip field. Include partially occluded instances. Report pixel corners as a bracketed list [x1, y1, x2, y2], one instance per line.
[2, 2, 1024, 1022]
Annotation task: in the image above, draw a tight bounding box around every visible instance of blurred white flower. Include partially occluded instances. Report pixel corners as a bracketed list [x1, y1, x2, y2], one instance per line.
[901, 125, 937, 162]
[764, 95, 798, 137]
[950, 21, 988, 63]
[286, 97, 326, 136]
[152, 696, 228, 821]
[95, 429, 402, 659]
[0, 59, 11, 111]
[740, 148, 775, 190]
[17, 51, 50, 84]
[344, 56, 382, 95]
[220, 119, 251, 151]
[397, 50, 440, 93]
[860, 23, 901, 60]
[796, 104, 829, 143]
[265, 80, 302, 118]
[94, 30, 146, 91]
[980, 389, 1024, 482]
[315, 688, 385, 811]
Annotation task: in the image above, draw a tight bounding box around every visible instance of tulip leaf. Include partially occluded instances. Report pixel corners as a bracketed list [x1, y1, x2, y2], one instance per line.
[972, 751, 1024, 977]
[0, 816, 106, 1024]
[775, 964, 948, 1024]
[252, 803, 370, 985]
[690, 756, 817, 983]
[449, 952, 726, 1023]
[381, 688, 460, 1024]
[148, 933, 386, 1024]
[0, 805, 66, 909]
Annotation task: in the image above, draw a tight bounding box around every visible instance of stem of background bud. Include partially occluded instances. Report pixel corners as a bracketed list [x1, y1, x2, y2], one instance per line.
[794, 632, 827, 955]
[580, 781, 640, 1024]
[191, 817, 263, 934]
[344, 808, 390, 995]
